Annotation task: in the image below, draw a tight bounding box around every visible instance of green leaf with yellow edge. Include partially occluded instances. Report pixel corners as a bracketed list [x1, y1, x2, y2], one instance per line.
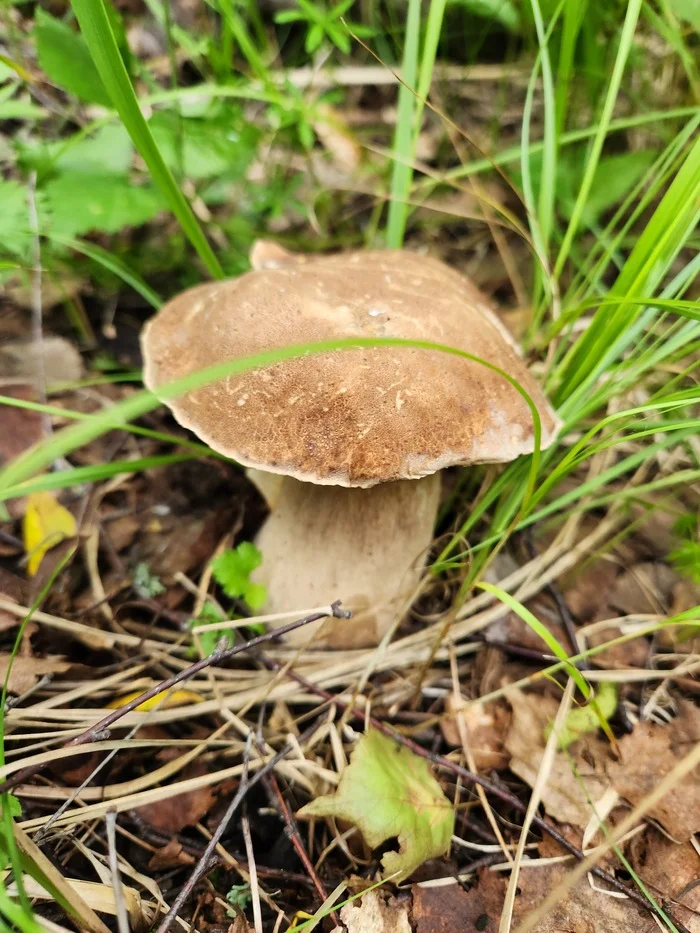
[547, 681, 618, 750]
[298, 728, 454, 881]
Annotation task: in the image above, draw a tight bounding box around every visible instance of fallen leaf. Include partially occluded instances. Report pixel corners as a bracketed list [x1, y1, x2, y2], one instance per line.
[0, 568, 29, 632]
[298, 729, 454, 882]
[412, 873, 505, 933]
[608, 561, 679, 615]
[331, 890, 411, 933]
[440, 696, 511, 770]
[147, 839, 195, 871]
[609, 700, 700, 841]
[136, 764, 217, 832]
[505, 688, 612, 830]
[105, 688, 203, 712]
[0, 653, 70, 695]
[23, 491, 77, 576]
[630, 831, 700, 932]
[0, 384, 43, 467]
[511, 845, 658, 932]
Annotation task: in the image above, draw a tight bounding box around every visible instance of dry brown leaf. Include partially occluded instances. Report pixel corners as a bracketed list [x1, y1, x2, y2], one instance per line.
[0, 653, 70, 695]
[332, 890, 412, 933]
[505, 689, 611, 830]
[147, 839, 195, 871]
[511, 850, 658, 932]
[135, 763, 217, 832]
[607, 561, 679, 615]
[440, 696, 511, 770]
[630, 831, 700, 932]
[609, 700, 700, 841]
[0, 384, 43, 468]
[0, 568, 28, 632]
[412, 873, 505, 933]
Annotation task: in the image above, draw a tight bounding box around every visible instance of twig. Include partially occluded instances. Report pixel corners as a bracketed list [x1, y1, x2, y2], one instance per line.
[259, 654, 686, 927]
[155, 718, 325, 933]
[255, 722, 336, 921]
[0, 602, 349, 796]
[105, 809, 130, 933]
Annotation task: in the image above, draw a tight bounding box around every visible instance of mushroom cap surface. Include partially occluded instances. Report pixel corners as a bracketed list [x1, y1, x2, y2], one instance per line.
[141, 249, 560, 487]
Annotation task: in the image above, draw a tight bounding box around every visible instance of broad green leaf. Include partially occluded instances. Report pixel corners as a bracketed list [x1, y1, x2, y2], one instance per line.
[547, 682, 618, 749]
[43, 173, 164, 237]
[54, 125, 133, 176]
[298, 729, 454, 882]
[34, 9, 111, 107]
[212, 542, 267, 610]
[0, 180, 32, 259]
[148, 110, 259, 180]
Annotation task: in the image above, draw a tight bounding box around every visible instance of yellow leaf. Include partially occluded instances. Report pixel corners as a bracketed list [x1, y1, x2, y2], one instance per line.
[105, 689, 203, 711]
[23, 491, 77, 576]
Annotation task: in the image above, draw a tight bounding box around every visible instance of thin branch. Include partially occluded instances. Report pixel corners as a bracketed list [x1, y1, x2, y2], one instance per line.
[155, 718, 325, 933]
[0, 602, 349, 796]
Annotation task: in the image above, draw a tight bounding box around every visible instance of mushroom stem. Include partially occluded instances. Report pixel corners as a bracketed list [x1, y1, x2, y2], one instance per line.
[252, 473, 442, 648]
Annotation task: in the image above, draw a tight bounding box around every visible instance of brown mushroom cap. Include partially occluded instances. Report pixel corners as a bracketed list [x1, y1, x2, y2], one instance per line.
[141, 249, 560, 487]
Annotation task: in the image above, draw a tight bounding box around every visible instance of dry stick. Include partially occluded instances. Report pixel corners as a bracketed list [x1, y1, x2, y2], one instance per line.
[259, 654, 688, 930]
[156, 719, 326, 933]
[256, 727, 335, 921]
[0, 603, 349, 797]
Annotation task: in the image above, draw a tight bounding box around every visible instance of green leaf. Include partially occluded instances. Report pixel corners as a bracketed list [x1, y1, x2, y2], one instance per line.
[447, 0, 521, 32]
[298, 729, 454, 882]
[149, 110, 259, 180]
[34, 9, 111, 107]
[54, 125, 133, 176]
[211, 542, 267, 610]
[0, 180, 32, 259]
[43, 173, 164, 237]
[546, 681, 618, 749]
[561, 150, 657, 225]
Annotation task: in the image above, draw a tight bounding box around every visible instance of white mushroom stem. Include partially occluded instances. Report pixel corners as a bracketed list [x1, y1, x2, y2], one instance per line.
[252, 473, 442, 648]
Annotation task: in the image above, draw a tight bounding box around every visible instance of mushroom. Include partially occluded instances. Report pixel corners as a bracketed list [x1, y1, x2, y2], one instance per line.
[141, 243, 560, 648]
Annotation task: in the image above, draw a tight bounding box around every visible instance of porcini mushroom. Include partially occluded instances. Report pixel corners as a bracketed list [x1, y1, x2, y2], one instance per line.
[141, 244, 560, 648]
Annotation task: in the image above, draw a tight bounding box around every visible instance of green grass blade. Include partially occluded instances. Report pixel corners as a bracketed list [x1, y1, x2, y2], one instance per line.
[47, 234, 162, 308]
[385, 0, 422, 248]
[69, 0, 224, 280]
[554, 0, 643, 278]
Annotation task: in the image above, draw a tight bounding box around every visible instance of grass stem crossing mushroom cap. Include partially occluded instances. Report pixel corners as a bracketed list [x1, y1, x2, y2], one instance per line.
[141, 246, 559, 488]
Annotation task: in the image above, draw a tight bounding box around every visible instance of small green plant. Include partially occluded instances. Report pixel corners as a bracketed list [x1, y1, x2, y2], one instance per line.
[226, 882, 253, 915]
[187, 603, 232, 658]
[670, 514, 700, 583]
[275, 0, 373, 54]
[132, 562, 165, 599]
[211, 541, 267, 611]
